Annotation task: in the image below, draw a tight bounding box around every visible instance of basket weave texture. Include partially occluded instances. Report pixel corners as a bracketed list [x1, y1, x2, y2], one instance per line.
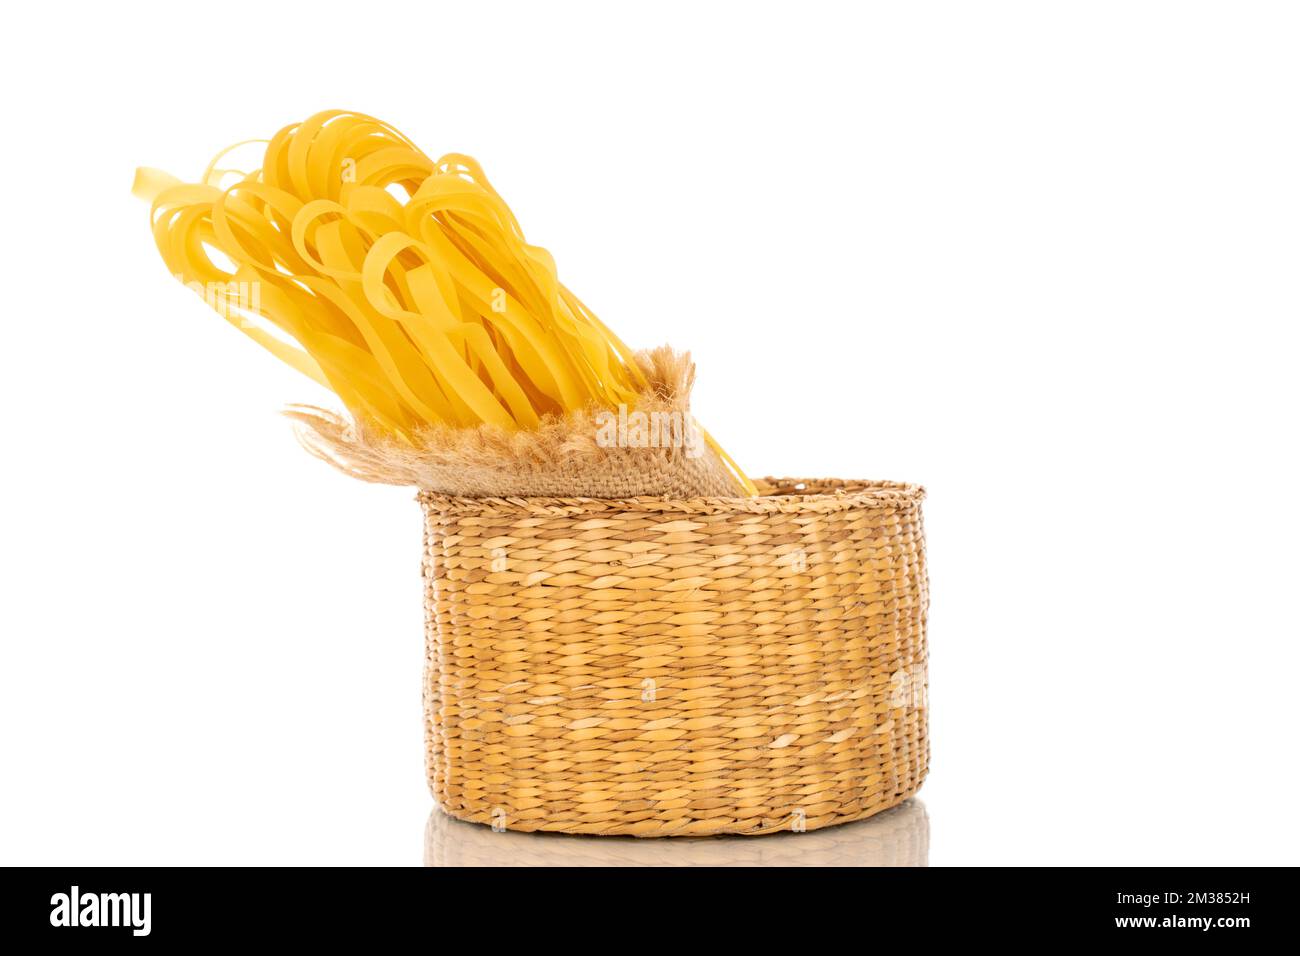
[419, 477, 929, 837]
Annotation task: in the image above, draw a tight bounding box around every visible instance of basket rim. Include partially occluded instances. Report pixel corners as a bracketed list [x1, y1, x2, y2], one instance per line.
[417, 476, 925, 516]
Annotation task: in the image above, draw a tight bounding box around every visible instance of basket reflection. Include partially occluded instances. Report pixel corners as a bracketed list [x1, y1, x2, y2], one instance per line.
[424, 799, 928, 867]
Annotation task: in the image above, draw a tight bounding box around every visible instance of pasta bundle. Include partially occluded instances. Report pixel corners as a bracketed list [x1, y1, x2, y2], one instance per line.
[135, 110, 754, 496]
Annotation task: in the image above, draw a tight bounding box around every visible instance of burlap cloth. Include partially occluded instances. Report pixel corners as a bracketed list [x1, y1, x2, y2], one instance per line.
[287, 347, 746, 498]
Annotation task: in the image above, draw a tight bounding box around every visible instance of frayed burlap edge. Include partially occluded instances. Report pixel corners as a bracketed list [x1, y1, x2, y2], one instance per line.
[285, 347, 747, 498]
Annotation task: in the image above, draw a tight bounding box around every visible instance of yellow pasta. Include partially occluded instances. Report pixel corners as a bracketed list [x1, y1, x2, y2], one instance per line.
[135, 110, 755, 495]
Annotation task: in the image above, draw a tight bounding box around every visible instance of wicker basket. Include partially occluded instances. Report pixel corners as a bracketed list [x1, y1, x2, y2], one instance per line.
[418, 477, 929, 837]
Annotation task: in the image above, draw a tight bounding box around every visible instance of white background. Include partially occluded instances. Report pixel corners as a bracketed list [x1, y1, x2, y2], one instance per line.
[1, 1, 1297, 866]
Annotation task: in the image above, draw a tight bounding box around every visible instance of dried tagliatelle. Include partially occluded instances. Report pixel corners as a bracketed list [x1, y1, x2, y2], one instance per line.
[135, 110, 755, 497]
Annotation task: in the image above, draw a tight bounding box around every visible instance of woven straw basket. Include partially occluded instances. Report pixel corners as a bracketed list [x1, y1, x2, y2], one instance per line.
[419, 477, 929, 837]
